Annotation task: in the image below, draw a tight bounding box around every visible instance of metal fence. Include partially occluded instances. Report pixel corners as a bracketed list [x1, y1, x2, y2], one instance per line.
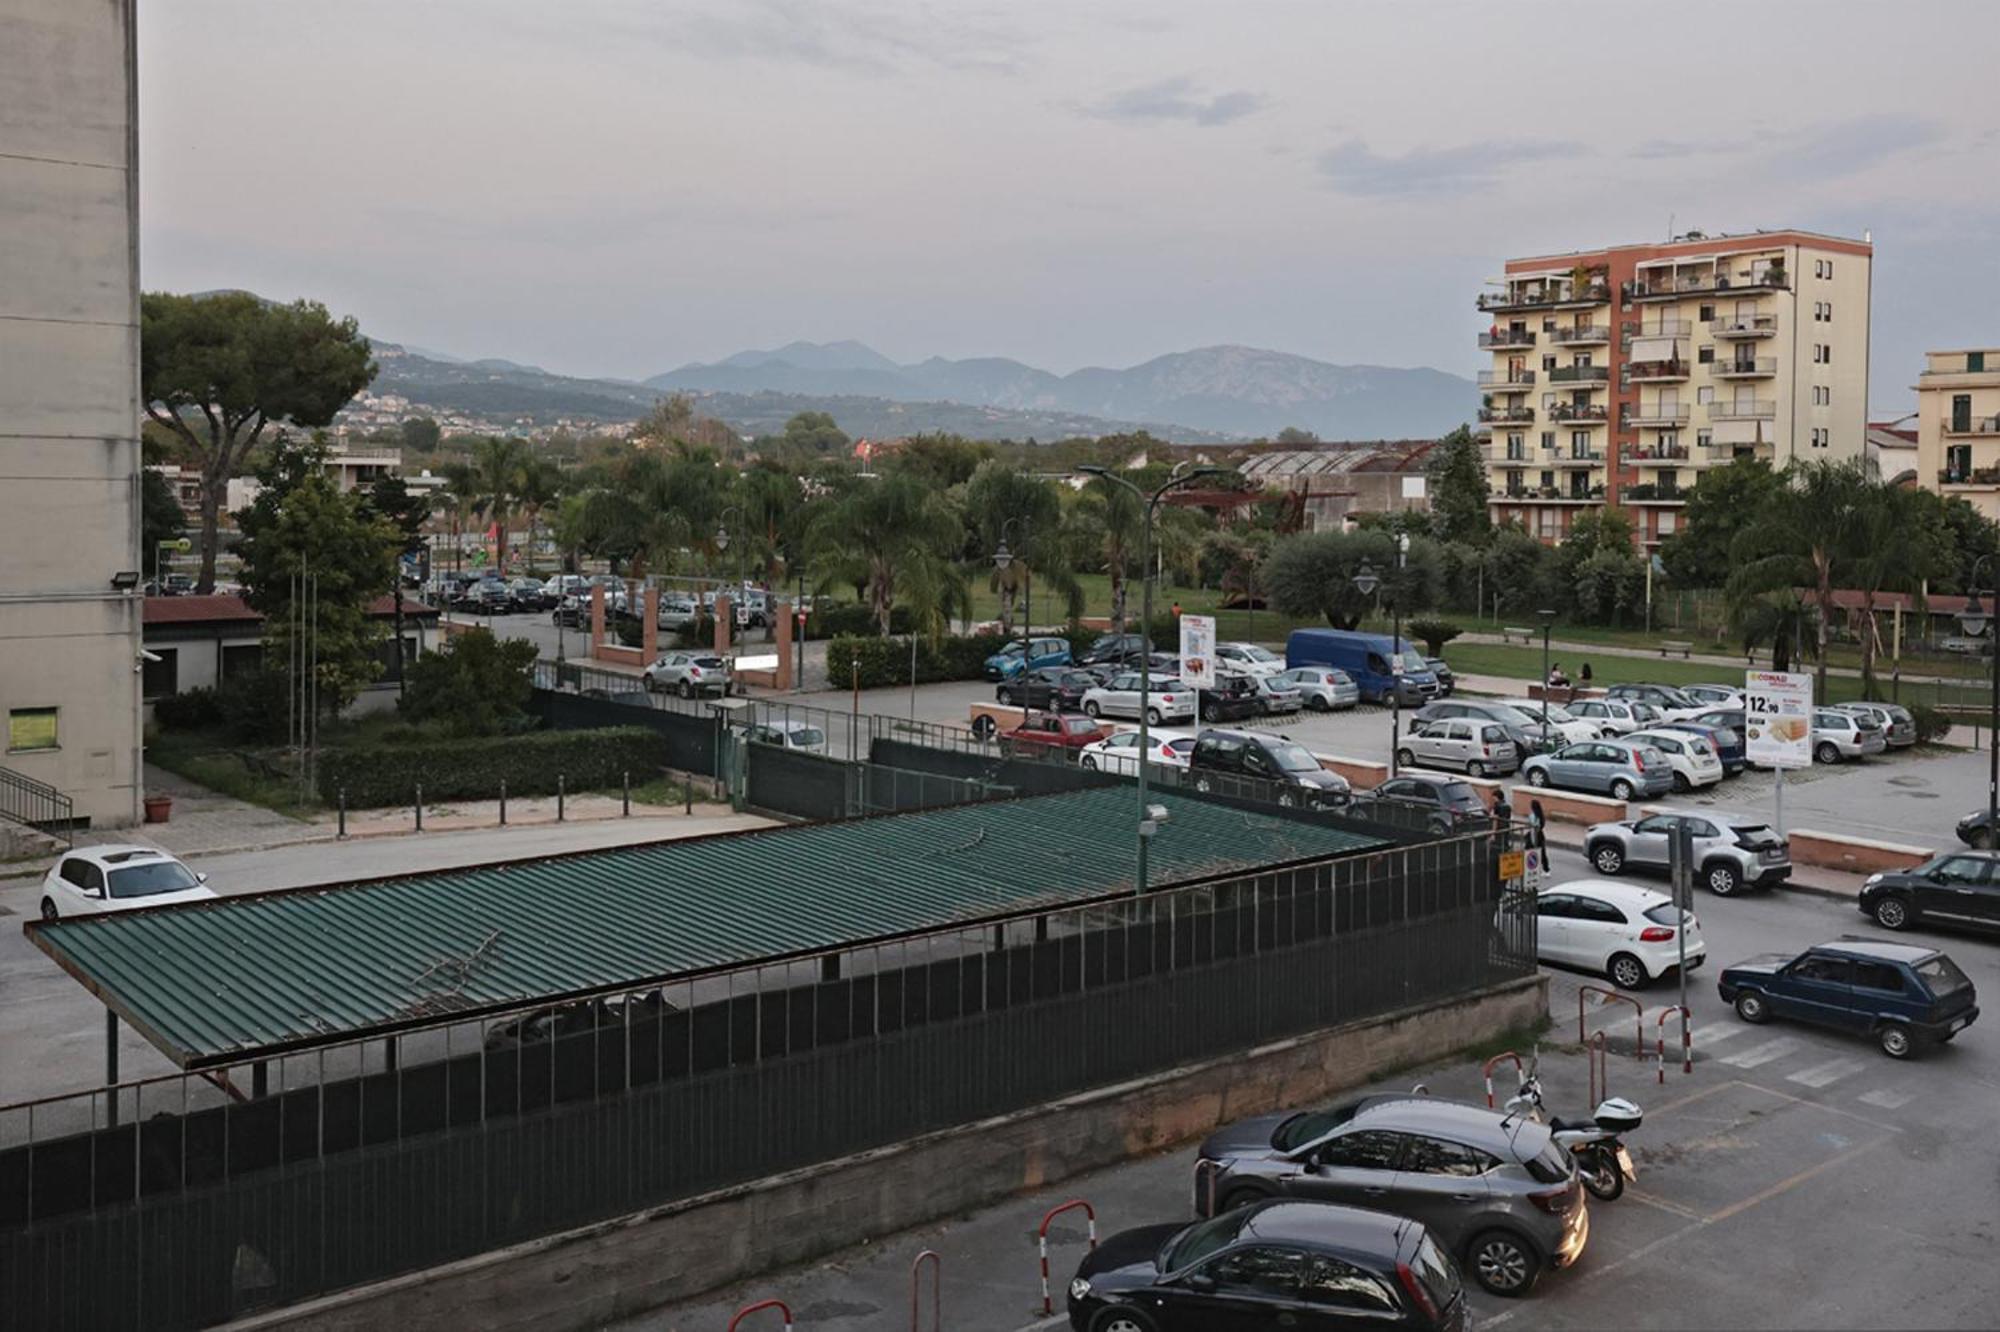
[0, 833, 1533, 1330]
[742, 744, 1012, 821]
[0, 763, 74, 847]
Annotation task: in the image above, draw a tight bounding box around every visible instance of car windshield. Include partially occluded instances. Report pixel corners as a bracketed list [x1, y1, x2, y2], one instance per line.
[1437, 782, 1481, 809]
[1493, 705, 1542, 726]
[1239, 645, 1280, 663]
[1271, 1102, 1365, 1151]
[1917, 955, 1972, 996]
[1397, 647, 1427, 673]
[1536, 704, 1578, 723]
[1270, 742, 1321, 773]
[693, 656, 724, 668]
[1162, 1210, 1250, 1273]
[107, 860, 201, 899]
[1657, 687, 1697, 708]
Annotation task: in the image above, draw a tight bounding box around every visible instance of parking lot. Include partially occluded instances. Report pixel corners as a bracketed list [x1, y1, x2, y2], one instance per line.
[640, 844, 2000, 1331]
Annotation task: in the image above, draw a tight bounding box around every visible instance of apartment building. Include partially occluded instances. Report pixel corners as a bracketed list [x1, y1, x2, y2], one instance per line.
[1916, 350, 2000, 522]
[1476, 230, 1872, 548]
[0, 0, 144, 829]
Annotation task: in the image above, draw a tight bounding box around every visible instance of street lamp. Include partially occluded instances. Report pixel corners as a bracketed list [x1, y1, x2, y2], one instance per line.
[1354, 533, 1411, 775]
[1078, 461, 1224, 894]
[1538, 608, 1559, 742]
[995, 518, 1033, 727]
[716, 505, 743, 634]
[1961, 560, 2000, 844]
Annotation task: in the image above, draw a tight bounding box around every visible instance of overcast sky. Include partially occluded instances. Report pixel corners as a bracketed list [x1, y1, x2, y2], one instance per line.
[141, 0, 1998, 406]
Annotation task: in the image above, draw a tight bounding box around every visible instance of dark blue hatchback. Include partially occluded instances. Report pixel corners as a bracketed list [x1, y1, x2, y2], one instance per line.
[1717, 939, 1978, 1058]
[1661, 719, 1745, 775]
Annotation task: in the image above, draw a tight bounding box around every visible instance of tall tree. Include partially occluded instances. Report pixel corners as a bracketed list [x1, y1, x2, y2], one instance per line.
[469, 436, 528, 573]
[141, 292, 376, 591]
[805, 471, 965, 635]
[1847, 485, 1953, 695]
[1079, 475, 1145, 631]
[1262, 529, 1435, 629]
[140, 468, 187, 580]
[1425, 425, 1492, 546]
[363, 475, 434, 693]
[514, 457, 565, 575]
[399, 416, 442, 454]
[963, 462, 1071, 636]
[1658, 457, 1782, 588]
[1725, 459, 1873, 701]
[435, 459, 480, 575]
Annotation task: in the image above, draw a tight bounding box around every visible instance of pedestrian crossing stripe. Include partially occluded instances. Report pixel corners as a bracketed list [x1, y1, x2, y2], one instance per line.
[1858, 1089, 1913, 1110]
[1719, 1036, 1802, 1068]
[1785, 1057, 1867, 1088]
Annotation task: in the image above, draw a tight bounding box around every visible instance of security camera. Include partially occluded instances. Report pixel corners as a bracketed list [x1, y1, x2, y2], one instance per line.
[139, 649, 163, 664]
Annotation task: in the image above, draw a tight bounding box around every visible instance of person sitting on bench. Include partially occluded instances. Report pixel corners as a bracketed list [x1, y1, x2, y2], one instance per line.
[1546, 662, 1569, 689]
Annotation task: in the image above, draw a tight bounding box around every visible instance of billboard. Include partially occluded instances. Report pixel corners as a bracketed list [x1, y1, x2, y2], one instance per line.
[1178, 613, 1216, 690]
[1743, 670, 1813, 770]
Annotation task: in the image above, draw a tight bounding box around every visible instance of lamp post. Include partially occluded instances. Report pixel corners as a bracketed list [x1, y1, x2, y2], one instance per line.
[1079, 462, 1224, 894]
[995, 519, 1032, 727]
[1353, 532, 1411, 775]
[1960, 559, 2000, 844]
[715, 505, 743, 638]
[1538, 608, 1558, 743]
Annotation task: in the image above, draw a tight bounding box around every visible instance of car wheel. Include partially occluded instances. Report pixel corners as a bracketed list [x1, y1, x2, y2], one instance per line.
[1084, 701, 1101, 719]
[1591, 842, 1625, 875]
[676, 679, 694, 699]
[1081, 755, 1097, 771]
[39, 898, 57, 922]
[1396, 747, 1416, 768]
[999, 687, 1016, 706]
[1878, 1021, 1915, 1059]
[1218, 1186, 1266, 1213]
[1815, 741, 1840, 765]
[1527, 768, 1549, 787]
[1872, 894, 1912, 930]
[1145, 708, 1162, 726]
[1608, 952, 1648, 990]
[1194, 777, 1213, 794]
[1468, 1230, 1540, 1297]
[1704, 862, 1742, 897]
[1089, 1308, 1160, 1332]
[643, 676, 659, 693]
[1734, 990, 1770, 1024]
[1467, 760, 1488, 778]
[1610, 778, 1636, 801]
[1671, 771, 1691, 793]
[1308, 696, 1330, 712]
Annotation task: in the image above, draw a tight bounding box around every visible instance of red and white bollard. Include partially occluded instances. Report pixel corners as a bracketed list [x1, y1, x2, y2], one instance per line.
[727, 1298, 792, 1332]
[1039, 1199, 1098, 1315]
[1657, 1005, 1693, 1083]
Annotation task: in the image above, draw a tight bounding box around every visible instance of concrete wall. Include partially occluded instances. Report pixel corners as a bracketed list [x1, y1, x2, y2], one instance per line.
[229, 975, 1547, 1332]
[0, 0, 142, 827]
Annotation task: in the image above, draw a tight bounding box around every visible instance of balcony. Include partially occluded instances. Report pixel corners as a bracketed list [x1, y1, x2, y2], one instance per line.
[1710, 399, 1777, 421]
[1939, 467, 2000, 488]
[1623, 443, 1690, 464]
[1621, 484, 1686, 504]
[1476, 281, 1611, 313]
[1477, 370, 1538, 390]
[1625, 361, 1689, 384]
[1710, 313, 1778, 339]
[1548, 365, 1610, 384]
[1624, 405, 1692, 428]
[1477, 405, 1536, 424]
[1627, 318, 1694, 339]
[1498, 484, 1606, 503]
[1713, 357, 1778, 379]
[1478, 328, 1537, 349]
[1943, 414, 2000, 436]
[1549, 402, 1609, 424]
[1621, 267, 1789, 302]
[1549, 323, 1611, 346]
[1548, 451, 1606, 467]
[1482, 448, 1534, 464]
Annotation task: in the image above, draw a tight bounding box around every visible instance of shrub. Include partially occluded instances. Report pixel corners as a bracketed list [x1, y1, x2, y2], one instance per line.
[1907, 701, 1953, 745]
[808, 602, 912, 639]
[1407, 618, 1463, 656]
[399, 628, 539, 736]
[152, 686, 224, 732]
[316, 726, 661, 807]
[825, 632, 1011, 689]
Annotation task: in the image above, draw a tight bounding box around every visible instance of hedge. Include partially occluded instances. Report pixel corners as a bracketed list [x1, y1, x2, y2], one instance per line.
[315, 726, 662, 807]
[825, 632, 1011, 689]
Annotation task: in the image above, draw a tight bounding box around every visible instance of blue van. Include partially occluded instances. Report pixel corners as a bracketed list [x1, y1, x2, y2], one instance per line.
[1286, 629, 1440, 705]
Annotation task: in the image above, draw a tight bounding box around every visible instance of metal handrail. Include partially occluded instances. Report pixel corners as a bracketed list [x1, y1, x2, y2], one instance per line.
[0, 764, 73, 848]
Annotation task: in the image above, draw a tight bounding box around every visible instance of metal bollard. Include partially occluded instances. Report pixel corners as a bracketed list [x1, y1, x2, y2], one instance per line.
[557, 775, 566, 821]
[337, 787, 347, 839]
[622, 770, 631, 816]
[684, 776, 693, 816]
[499, 779, 507, 826]
[414, 784, 423, 832]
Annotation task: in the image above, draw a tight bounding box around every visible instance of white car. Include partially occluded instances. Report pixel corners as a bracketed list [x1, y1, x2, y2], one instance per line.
[1499, 701, 1601, 744]
[739, 719, 828, 753]
[1078, 728, 1197, 775]
[1626, 728, 1724, 791]
[1214, 642, 1287, 679]
[1080, 673, 1197, 725]
[1566, 698, 1661, 735]
[38, 845, 216, 921]
[1682, 684, 1746, 710]
[1534, 878, 1707, 990]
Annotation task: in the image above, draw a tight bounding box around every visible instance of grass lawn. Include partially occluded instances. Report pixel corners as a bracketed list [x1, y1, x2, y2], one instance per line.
[146, 728, 319, 817]
[1439, 641, 1988, 708]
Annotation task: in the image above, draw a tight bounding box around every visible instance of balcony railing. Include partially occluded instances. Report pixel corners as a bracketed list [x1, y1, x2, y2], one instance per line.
[1623, 405, 1693, 427]
[1627, 318, 1694, 339]
[1621, 484, 1686, 502]
[1476, 282, 1611, 313]
[1549, 403, 1609, 423]
[1500, 485, 1606, 501]
[1548, 365, 1610, 384]
[1710, 400, 1777, 421]
[1622, 268, 1788, 301]
[1483, 449, 1533, 464]
[1478, 329, 1537, 349]
[1549, 324, 1611, 345]
[1625, 361, 1689, 383]
[1709, 314, 1778, 338]
[1477, 370, 1538, 389]
[1943, 414, 2000, 436]
[1624, 443, 1691, 462]
[1713, 357, 1778, 378]
[1548, 451, 1605, 466]
[1939, 467, 2000, 487]
[1477, 405, 1536, 424]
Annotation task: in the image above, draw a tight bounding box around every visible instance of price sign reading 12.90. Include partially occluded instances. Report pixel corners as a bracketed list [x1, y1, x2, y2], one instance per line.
[1742, 670, 1813, 770]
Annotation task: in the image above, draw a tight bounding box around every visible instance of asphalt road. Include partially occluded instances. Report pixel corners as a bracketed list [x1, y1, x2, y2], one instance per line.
[637, 842, 2000, 1331]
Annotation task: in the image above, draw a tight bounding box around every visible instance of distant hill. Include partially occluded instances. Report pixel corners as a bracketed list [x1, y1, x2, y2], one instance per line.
[646, 341, 1475, 439]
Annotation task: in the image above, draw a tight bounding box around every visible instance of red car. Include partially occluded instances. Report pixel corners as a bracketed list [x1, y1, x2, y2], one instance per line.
[1003, 713, 1103, 754]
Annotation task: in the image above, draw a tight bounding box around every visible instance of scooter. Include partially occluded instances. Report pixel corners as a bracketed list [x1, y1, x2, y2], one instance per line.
[1503, 1061, 1642, 1201]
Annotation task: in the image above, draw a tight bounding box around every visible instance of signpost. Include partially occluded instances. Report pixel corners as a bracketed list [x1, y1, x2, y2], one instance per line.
[1178, 613, 1216, 691]
[1744, 669, 1813, 835]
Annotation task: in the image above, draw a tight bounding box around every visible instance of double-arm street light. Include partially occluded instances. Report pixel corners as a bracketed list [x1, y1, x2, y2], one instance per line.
[1959, 557, 2000, 843]
[1078, 461, 1224, 894]
[1352, 532, 1412, 775]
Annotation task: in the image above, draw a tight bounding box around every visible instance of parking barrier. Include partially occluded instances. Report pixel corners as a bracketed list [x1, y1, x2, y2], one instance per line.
[1586, 1030, 1610, 1108]
[727, 1298, 792, 1332]
[1577, 985, 1644, 1056]
[1656, 1005, 1692, 1083]
[910, 1249, 941, 1331]
[1038, 1199, 1098, 1315]
[1193, 1159, 1222, 1215]
[1482, 1050, 1525, 1108]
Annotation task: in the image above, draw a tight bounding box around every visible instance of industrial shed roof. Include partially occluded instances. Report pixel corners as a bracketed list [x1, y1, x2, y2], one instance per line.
[29, 787, 1385, 1069]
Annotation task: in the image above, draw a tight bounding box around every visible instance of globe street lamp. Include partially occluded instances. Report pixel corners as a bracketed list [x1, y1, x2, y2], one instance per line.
[1960, 558, 2000, 845]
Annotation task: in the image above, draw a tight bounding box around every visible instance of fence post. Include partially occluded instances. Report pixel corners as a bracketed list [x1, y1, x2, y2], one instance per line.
[499, 779, 507, 826]
[337, 787, 347, 839]
[685, 775, 693, 816]
[623, 770, 631, 816]
[414, 784, 423, 832]
[557, 774, 566, 822]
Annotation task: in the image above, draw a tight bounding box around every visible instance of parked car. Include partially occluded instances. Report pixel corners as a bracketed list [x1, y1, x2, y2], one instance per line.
[1251, 672, 1304, 716]
[38, 846, 216, 921]
[542, 573, 590, 603]
[1831, 701, 1917, 749]
[459, 576, 514, 614]
[580, 687, 653, 707]
[1189, 729, 1350, 804]
[1604, 684, 1710, 722]
[1425, 657, 1456, 697]
[1397, 718, 1521, 778]
[1623, 728, 1723, 792]
[1359, 774, 1493, 832]
[997, 666, 1097, 712]
[1656, 719, 1746, 776]
[1567, 697, 1660, 735]
[1082, 672, 1198, 725]
[643, 651, 731, 698]
[1938, 635, 1992, 657]
[483, 999, 612, 1053]
[1078, 727, 1198, 776]
[1412, 700, 1549, 756]
[739, 719, 829, 753]
[1196, 672, 1265, 723]
[1812, 708, 1886, 763]
[1522, 739, 1674, 801]
[1681, 684, 1746, 710]
[1068, 1200, 1470, 1331]
[1275, 666, 1359, 711]
[1495, 700, 1602, 745]
[1719, 940, 1978, 1058]
[1003, 712, 1103, 755]
[1956, 808, 1997, 849]
[1075, 632, 1150, 669]
[1860, 850, 2000, 933]
[1192, 1095, 1589, 1296]
[1287, 629, 1441, 706]
[1534, 879, 1706, 990]
[656, 597, 701, 630]
[1216, 641, 1288, 679]
[506, 576, 553, 611]
[984, 635, 1071, 681]
[1585, 811, 1791, 896]
[551, 596, 591, 629]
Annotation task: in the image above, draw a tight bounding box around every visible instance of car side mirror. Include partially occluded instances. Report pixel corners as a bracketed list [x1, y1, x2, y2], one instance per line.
[196, 872, 209, 884]
[1182, 1273, 1216, 1293]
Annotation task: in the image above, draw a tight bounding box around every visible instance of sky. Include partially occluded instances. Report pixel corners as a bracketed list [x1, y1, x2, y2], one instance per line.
[140, 0, 2000, 408]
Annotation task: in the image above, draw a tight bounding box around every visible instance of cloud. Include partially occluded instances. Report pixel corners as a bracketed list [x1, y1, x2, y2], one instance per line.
[666, 0, 1030, 75]
[1082, 76, 1268, 128]
[1316, 138, 1587, 197]
[1765, 114, 1943, 181]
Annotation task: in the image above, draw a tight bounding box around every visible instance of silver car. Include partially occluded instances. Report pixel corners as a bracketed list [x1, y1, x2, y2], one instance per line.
[1399, 718, 1520, 777]
[1193, 1094, 1589, 1296]
[1832, 701, 1916, 749]
[1522, 738, 1675, 800]
[1274, 666, 1358, 711]
[1584, 810, 1792, 896]
[643, 651, 731, 698]
[1812, 708, 1885, 763]
[1567, 698, 1662, 735]
[1251, 673, 1303, 715]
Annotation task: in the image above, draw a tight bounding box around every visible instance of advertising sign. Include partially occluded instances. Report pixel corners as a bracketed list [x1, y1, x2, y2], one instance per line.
[1743, 670, 1813, 770]
[1178, 613, 1216, 690]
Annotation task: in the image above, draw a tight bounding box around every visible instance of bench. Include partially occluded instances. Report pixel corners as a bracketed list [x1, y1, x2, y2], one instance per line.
[1501, 625, 1536, 645]
[1658, 640, 1693, 658]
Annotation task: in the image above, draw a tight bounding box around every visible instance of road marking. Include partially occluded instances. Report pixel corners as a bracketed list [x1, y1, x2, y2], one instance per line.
[1786, 1057, 1867, 1088]
[1684, 1021, 1750, 1046]
[1705, 1134, 1892, 1223]
[1719, 1036, 1801, 1068]
[1859, 1089, 1913, 1110]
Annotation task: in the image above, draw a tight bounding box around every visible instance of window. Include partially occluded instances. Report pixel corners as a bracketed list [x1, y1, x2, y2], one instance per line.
[141, 647, 179, 701]
[1790, 955, 1851, 984]
[1301, 1256, 1398, 1312]
[1401, 1135, 1499, 1177]
[1698, 303, 1715, 321]
[7, 707, 58, 752]
[1697, 345, 1715, 364]
[1206, 1246, 1305, 1297]
[1936, 856, 1991, 885]
[1318, 1130, 1405, 1171]
[1542, 354, 1557, 371]
[1573, 896, 1627, 924]
[1970, 352, 1987, 373]
[1536, 894, 1577, 919]
[58, 859, 93, 889]
[1697, 385, 1715, 404]
[1541, 431, 1555, 450]
[1851, 961, 1906, 994]
[1697, 429, 1712, 447]
[1825, 302, 1833, 321]
[1540, 470, 1555, 490]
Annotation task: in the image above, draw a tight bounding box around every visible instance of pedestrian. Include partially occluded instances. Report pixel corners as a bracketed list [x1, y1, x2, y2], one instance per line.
[1580, 661, 1593, 685]
[1171, 600, 1182, 617]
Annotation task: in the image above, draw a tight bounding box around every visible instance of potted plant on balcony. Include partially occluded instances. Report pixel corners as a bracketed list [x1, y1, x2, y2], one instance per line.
[1764, 258, 1786, 286]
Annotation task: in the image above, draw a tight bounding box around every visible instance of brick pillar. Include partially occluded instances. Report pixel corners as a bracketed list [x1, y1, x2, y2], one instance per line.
[641, 587, 659, 663]
[773, 598, 794, 690]
[714, 594, 733, 654]
[589, 584, 606, 658]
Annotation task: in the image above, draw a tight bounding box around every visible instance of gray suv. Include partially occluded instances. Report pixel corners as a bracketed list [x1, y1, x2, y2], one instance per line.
[1193, 1094, 1589, 1296]
[1584, 810, 1791, 896]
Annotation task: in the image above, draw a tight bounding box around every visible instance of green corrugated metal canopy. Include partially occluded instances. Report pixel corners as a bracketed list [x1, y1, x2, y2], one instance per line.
[29, 788, 1386, 1069]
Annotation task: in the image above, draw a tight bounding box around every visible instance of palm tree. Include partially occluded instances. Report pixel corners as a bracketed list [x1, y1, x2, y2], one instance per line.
[805, 471, 964, 635]
[1729, 589, 1817, 674]
[1725, 459, 1870, 700]
[514, 457, 564, 576]
[1846, 484, 1953, 696]
[435, 459, 480, 575]
[469, 436, 529, 573]
[1081, 475, 1145, 631]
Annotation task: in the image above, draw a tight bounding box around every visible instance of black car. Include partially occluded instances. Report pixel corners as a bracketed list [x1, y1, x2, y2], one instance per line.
[1860, 850, 2000, 934]
[1425, 658, 1456, 697]
[1189, 729, 1350, 804]
[1955, 808, 1995, 849]
[998, 666, 1097, 712]
[1198, 673, 1265, 723]
[1355, 774, 1491, 833]
[1068, 1200, 1467, 1331]
[1078, 632, 1151, 668]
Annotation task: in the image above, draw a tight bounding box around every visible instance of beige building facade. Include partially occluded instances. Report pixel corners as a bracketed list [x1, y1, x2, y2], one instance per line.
[1915, 350, 2000, 522]
[1476, 230, 1872, 549]
[0, 0, 144, 827]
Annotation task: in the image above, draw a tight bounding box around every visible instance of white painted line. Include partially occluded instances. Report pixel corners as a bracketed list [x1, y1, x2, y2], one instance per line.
[1719, 1036, 1802, 1068]
[1014, 1317, 1070, 1332]
[1859, 1088, 1913, 1110]
[1786, 1057, 1867, 1089]
[1686, 1021, 1751, 1046]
